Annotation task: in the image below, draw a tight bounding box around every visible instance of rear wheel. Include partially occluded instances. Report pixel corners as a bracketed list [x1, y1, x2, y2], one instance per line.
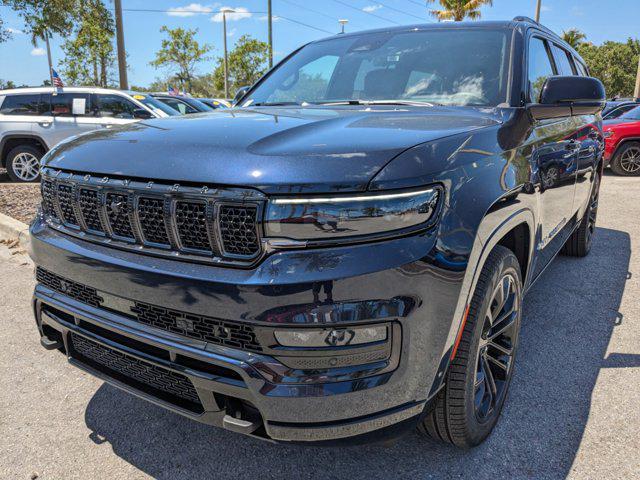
[562, 172, 600, 257]
[418, 246, 522, 448]
[610, 142, 640, 176]
[5, 145, 43, 182]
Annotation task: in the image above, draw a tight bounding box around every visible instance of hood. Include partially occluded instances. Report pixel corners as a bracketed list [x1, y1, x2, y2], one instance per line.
[45, 106, 501, 194]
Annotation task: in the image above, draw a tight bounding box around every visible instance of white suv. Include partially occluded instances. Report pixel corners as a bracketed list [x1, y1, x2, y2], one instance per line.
[0, 87, 178, 182]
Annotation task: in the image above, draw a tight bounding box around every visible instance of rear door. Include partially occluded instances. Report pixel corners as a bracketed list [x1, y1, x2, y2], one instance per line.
[525, 36, 579, 277]
[36, 92, 99, 147]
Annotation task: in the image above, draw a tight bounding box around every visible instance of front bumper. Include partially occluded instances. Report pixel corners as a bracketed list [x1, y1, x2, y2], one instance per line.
[30, 217, 463, 442]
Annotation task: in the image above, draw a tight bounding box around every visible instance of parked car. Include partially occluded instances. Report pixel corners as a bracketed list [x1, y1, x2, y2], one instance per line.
[150, 93, 214, 115]
[198, 98, 231, 109]
[30, 17, 605, 448]
[602, 99, 640, 120]
[0, 87, 178, 182]
[603, 105, 640, 175]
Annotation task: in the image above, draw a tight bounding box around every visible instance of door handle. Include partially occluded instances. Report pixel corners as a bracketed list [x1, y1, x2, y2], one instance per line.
[37, 122, 51, 128]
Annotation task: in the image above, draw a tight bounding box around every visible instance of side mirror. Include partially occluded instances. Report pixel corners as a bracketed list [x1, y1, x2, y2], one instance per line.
[527, 76, 606, 121]
[233, 86, 250, 106]
[133, 108, 153, 120]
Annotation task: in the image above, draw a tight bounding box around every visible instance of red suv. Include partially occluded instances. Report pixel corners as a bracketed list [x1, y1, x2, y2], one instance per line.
[603, 105, 640, 175]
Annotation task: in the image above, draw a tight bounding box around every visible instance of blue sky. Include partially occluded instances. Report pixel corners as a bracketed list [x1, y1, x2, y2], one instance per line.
[0, 0, 637, 87]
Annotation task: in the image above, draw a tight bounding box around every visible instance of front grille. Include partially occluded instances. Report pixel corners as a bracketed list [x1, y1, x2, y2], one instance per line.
[138, 197, 170, 245]
[41, 180, 58, 219]
[41, 169, 264, 264]
[78, 189, 104, 232]
[36, 267, 103, 307]
[70, 333, 202, 411]
[219, 205, 259, 256]
[131, 301, 263, 352]
[105, 192, 135, 239]
[57, 184, 78, 226]
[175, 201, 211, 252]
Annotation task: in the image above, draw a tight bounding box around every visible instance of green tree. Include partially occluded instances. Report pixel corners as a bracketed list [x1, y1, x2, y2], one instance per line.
[0, 79, 17, 89]
[578, 39, 640, 97]
[3, 0, 77, 47]
[60, 0, 115, 87]
[0, 17, 11, 43]
[425, 0, 493, 21]
[562, 28, 586, 49]
[212, 35, 268, 96]
[150, 26, 211, 92]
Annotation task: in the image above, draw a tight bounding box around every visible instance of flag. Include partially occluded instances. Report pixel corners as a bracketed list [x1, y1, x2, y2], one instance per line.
[168, 85, 180, 96]
[51, 68, 64, 88]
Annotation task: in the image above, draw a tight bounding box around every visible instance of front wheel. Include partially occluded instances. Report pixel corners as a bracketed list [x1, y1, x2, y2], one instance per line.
[5, 145, 43, 182]
[610, 142, 640, 176]
[418, 246, 522, 448]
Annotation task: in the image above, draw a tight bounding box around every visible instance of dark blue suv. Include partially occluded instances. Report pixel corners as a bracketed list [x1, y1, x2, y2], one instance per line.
[30, 17, 605, 447]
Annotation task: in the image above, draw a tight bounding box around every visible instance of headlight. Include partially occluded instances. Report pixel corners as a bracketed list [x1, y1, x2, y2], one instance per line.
[274, 324, 388, 348]
[265, 186, 440, 242]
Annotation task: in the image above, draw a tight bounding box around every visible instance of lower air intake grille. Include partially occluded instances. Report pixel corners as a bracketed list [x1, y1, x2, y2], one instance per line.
[36, 267, 103, 307]
[70, 333, 202, 411]
[219, 205, 259, 256]
[131, 301, 263, 352]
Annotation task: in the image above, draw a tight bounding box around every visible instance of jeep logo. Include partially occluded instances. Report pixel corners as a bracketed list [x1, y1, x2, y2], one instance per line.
[109, 200, 125, 215]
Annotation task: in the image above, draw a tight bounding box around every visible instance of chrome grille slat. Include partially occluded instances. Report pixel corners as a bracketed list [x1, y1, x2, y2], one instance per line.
[40, 168, 264, 266]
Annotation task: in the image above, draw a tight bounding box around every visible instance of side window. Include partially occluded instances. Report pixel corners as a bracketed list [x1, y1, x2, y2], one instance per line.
[604, 104, 636, 120]
[49, 93, 92, 117]
[0, 94, 42, 115]
[551, 45, 576, 75]
[574, 61, 588, 76]
[528, 37, 556, 103]
[161, 97, 197, 114]
[96, 94, 137, 118]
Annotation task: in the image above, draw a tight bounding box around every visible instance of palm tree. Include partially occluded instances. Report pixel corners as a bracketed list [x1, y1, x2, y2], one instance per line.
[426, 0, 493, 22]
[562, 28, 586, 49]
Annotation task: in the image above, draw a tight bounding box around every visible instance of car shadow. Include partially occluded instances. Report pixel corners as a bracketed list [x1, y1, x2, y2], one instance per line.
[83, 226, 631, 479]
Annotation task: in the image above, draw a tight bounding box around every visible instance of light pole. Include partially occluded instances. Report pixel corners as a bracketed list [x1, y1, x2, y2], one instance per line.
[534, 0, 542, 22]
[267, 0, 273, 68]
[339, 19, 348, 34]
[634, 54, 640, 100]
[114, 0, 128, 89]
[221, 8, 234, 99]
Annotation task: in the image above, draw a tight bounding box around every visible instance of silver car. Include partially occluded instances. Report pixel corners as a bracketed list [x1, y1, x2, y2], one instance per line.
[0, 87, 178, 182]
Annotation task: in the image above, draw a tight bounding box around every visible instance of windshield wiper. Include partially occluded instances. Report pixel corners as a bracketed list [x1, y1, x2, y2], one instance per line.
[311, 99, 438, 107]
[252, 101, 301, 106]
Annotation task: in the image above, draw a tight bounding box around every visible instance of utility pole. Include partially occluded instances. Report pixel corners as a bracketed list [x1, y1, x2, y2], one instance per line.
[339, 19, 348, 34]
[114, 0, 129, 90]
[634, 53, 640, 100]
[267, 0, 273, 68]
[222, 8, 233, 99]
[44, 32, 54, 86]
[534, 0, 542, 22]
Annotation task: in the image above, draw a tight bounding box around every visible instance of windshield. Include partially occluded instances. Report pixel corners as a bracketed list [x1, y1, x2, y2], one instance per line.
[243, 28, 511, 107]
[618, 105, 640, 121]
[135, 94, 180, 116]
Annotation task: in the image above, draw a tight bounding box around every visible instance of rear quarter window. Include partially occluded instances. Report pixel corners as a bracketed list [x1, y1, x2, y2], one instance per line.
[0, 94, 42, 115]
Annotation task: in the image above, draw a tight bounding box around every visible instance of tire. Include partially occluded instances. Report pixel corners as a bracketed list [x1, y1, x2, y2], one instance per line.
[5, 145, 43, 182]
[562, 173, 600, 257]
[610, 142, 640, 176]
[418, 246, 522, 448]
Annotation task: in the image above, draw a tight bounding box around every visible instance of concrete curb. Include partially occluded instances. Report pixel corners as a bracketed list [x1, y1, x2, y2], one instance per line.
[0, 212, 30, 251]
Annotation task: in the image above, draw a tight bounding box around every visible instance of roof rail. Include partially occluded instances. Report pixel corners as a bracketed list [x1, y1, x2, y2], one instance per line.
[512, 15, 538, 24]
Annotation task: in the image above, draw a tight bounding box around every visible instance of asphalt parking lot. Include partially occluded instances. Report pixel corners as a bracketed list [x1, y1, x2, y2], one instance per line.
[1, 173, 638, 480]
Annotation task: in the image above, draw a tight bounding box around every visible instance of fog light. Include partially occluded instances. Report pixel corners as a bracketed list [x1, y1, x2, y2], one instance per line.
[274, 324, 387, 348]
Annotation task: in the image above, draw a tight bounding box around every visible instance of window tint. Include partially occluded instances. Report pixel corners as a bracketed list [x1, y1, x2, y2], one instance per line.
[551, 45, 576, 75]
[0, 94, 42, 115]
[49, 93, 93, 116]
[96, 94, 138, 118]
[528, 37, 556, 102]
[604, 104, 637, 120]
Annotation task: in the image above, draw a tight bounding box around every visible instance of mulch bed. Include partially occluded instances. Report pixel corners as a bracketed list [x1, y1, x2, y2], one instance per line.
[0, 179, 41, 224]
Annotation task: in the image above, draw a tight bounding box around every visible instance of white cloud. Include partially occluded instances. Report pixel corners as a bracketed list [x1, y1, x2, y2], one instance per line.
[227, 27, 237, 37]
[7, 27, 23, 34]
[30, 47, 46, 56]
[363, 4, 382, 13]
[167, 3, 215, 16]
[211, 6, 252, 22]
